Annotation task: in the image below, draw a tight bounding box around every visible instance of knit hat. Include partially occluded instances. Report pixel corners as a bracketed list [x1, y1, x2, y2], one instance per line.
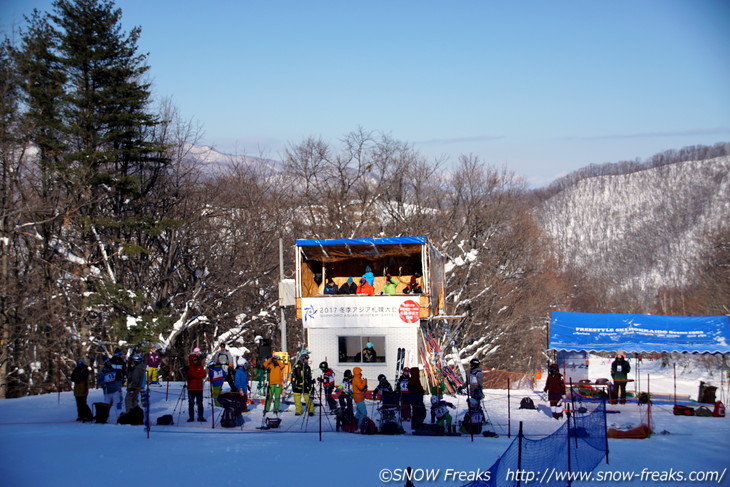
[193, 347, 201, 354]
[113, 348, 122, 356]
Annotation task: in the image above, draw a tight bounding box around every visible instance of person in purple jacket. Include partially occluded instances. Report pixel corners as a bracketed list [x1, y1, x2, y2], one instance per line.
[146, 345, 161, 385]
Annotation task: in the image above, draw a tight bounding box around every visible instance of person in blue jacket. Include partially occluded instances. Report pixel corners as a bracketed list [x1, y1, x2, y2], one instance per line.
[233, 357, 249, 412]
[361, 265, 374, 286]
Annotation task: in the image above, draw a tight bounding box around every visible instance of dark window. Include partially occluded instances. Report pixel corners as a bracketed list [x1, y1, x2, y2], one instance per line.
[337, 336, 385, 364]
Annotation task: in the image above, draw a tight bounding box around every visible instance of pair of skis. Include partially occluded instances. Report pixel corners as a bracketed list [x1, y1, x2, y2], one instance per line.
[395, 347, 406, 381]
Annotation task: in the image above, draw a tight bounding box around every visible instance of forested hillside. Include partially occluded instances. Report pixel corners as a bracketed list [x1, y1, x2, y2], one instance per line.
[534, 155, 730, 312]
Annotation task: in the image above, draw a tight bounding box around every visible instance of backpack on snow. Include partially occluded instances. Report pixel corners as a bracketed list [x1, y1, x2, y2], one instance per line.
[713, 401, 726, 417]
[695, 406, 713, 417]
[156, 414, 174, 425]
[117, 406, 144, 425]
[519, 397, 536, 410]
[359, 417, 377, 435]
[673, 405, 695, 416]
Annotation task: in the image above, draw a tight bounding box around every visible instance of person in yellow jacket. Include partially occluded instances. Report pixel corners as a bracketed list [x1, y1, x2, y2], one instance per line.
[263, 356, 286, 413]
[352, 366, 369, 422]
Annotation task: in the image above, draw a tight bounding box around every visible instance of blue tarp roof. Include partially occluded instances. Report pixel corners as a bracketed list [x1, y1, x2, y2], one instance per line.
[296, 236, 426, 246]
[549, 311, 730, 353]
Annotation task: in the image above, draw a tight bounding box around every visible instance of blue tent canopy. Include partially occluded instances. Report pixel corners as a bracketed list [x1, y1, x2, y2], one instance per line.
[549, 311, 730, 353]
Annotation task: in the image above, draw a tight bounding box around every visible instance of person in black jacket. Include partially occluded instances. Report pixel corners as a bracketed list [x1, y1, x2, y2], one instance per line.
[338, 277, 357, 295]
[70, 359, 93, 422]
[291, 353, 315, 416]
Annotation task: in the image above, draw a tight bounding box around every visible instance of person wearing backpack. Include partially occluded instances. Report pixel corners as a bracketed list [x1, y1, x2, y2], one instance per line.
[233, 358, 249, 412]
[317, 361, 337, 414]
[544, 363, 566, 419]
[71, 358, 93, 422]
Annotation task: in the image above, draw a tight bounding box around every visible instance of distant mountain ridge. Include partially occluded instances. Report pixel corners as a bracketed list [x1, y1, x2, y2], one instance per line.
[534, 155, 730, 302]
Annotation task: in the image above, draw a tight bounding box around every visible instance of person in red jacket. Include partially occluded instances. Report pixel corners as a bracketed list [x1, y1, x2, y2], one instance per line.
[356, 278, 375, 295]
[184, 352, 207, 422]
[544, 363, 566, 419]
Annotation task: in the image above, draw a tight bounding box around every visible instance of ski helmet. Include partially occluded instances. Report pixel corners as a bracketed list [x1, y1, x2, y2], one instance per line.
[377, 374, 387, 382]
[344, 369, 352, 378]
[237, 357, 247, 367]
[430, 395, 439, 405]
[470, 358, 481, 368]
[319, 361, 328, 371]
[132, 354, 142, 362]
[468, 398, 478, 409]
[207, 360, 215, 367]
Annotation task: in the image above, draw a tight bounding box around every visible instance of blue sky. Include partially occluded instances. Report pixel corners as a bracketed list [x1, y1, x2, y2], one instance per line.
[3, 0, 729, 186]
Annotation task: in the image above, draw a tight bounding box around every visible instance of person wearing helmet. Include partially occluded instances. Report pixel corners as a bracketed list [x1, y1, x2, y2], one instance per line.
[544, 363, 566, 419]
[396, 367, 411, 421]
[208, 359, 226, 407]
[124, 353, 146, 412]
[460, 397, 485, 435]
[291, 353, 315, 416]
[108, 348, 127, 409]
[263, 355, 286, 413]
[146, 345, 161, 385]
[468, 358, 484, 401]
[233, 357, 249, 412]
[373, 373, 393, 401]
[430, 395, 456, 431]
[317, 361, 337, 414]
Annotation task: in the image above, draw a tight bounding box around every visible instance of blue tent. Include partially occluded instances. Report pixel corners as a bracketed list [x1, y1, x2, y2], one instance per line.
[549, 311, 730, 353]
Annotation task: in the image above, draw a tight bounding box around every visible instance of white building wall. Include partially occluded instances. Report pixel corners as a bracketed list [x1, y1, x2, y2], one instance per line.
[307, 326, 419, 384]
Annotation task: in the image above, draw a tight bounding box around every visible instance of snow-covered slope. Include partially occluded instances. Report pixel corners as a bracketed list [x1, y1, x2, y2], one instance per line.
[0, 356, 727, 487]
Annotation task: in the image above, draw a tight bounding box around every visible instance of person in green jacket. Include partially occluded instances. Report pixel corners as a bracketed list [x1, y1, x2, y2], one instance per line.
[611, 354, 631, 404]
[382, 274, 398, 295]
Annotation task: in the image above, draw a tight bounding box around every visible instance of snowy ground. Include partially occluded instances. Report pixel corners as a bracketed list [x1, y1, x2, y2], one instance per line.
[0, 356, 728, 486]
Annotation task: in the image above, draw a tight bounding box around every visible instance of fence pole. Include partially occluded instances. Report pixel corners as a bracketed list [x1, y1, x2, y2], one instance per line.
[517, 421, 523, 487]
[507, 377, 511, 438]
[603, 397, 609, 465]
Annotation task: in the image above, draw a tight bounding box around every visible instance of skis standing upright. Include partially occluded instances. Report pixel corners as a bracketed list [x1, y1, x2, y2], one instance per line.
[395, 347, 405, 382]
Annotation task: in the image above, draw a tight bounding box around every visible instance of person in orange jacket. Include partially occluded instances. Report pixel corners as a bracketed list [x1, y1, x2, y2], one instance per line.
[356, 278, 375, 295]
[352, 366, 369, 422]
[263, 355, 286, 413]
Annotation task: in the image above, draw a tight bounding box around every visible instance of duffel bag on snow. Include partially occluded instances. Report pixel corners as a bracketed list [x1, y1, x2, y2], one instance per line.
[673, 405, 695, 416]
